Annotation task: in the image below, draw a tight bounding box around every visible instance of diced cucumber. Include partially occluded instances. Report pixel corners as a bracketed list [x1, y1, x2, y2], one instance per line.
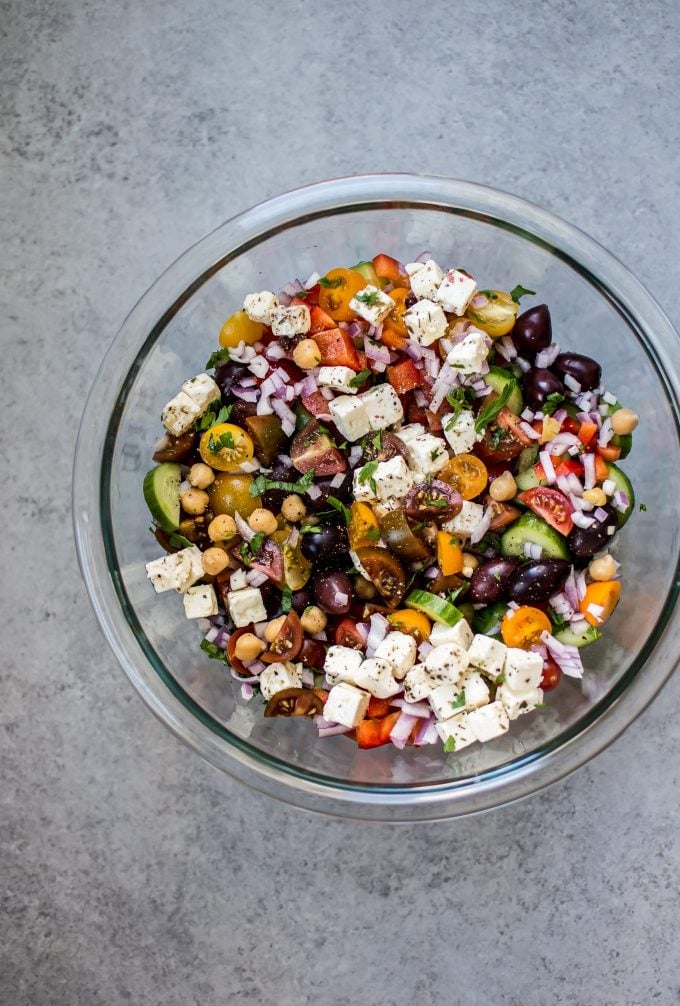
[554, 624, 602, 648]
[352, 261, 382, 287]
[610, 432, 633, 459]
[501, 513, 570, 560]
[143, 462, 181, 532]
[405, 590, 463, 627]
[517, 445, 540, 473]
[486, 366, 523, 416]
[472, 602, 508, 637]
[294, 403, 314, 431]
[606, 462, 635, 526]
[515, 465, 544, 492]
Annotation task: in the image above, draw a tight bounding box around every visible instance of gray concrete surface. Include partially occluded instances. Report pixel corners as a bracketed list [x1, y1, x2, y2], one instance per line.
[2, 1, 680, 1003]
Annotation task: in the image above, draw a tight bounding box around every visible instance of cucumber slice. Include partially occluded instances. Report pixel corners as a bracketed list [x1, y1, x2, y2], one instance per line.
[501, 513, 570, 560]
[294, 403, 315, 431]
[352, 261, 382, 287]
[515, 465, 544, 492]
[472, 602, 508, 637]
[610, 432, 632, 459]
[606, 462, 635, 526]
[143, 463, 182, 532]
[517, 445, 540, 473]
[486, 366, 523, 415]
[405, 589, 463, 627]
[554, 624, 602, 648]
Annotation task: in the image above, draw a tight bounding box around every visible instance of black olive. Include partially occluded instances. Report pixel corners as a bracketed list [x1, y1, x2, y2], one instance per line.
[507, 560, 571, 604]
[568, 505, 618, 558]
[523, 368, 565, 408]
[468, 558, 521, 603]
[512, 305, 552, 358]
[553, 353, 601, 392]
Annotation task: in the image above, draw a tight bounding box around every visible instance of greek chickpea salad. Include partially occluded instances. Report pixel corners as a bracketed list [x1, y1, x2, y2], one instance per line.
[143, 252, 639, 753]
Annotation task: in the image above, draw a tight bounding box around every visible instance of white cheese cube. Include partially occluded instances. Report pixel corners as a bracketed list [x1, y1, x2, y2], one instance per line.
[323, 682, 370, 728]
[176, 547, 205, 592]
[259, 661, 303, 701]
[243, 290, 279, 324]
[181, 373, 221, 411]
[466, 634, 507, 678]
[403, 432, 449, 478]
[429, 619, 473, 651]
[443, 500, 485, 538]
[435, 269, 477, 316]
[353, 657, 401, 699]
[498, 683, 544, 720]
[428, 683, 466, 721]
[362, 384, 404, 431]
[353, 455, 413, 504]
[403, 665, 433, 703]
[467, 700, 509, 743]
[602, 478, 616, 496]
[229, 568, 248, 591]
[145, 549, 200, 593]
[324, 645, 364, 685]
[318, 366, 359, 395]
[424, 643, 468, 683]
[444, 331, 489, 376]
[374, 631, 417, 680]
[394, 422, 427, 445]
[403, 299, 448, 347]
[349, 285, 395, 325]
[405, 259, 445, 300]
[183, 583, 218, 619]
[227, 586, 268, 628]
[435, 712, 475, 751]
[270, 304, 311, 337]
[329, 395, 371, 442]
[504, 648, 544, 692]
[443, 409, 477, 455]
[459, 670, 490, 710]
[161, 391, 202, 437]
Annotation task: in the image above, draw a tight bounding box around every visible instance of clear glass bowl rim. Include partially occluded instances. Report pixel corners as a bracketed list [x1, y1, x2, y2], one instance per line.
[73, 173, 680, 821]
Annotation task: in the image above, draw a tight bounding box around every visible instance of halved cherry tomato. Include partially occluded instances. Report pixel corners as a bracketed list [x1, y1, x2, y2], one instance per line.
[596, 444, 621, 462]
[540, 656, 562, 691]
[264, 687, 324, 717]
[465, 290, 518, 338]
[226, 624, 256, 676]
[335, 618, 366, 650]
[439, 454, 489, 500]
[354, 545, 406, 609]
[578, 421, 598, 448]
[290, 419, 346, 475]
[383, 287, 410, 338]
[367, 696, 393, 718]
[486, 498, 522, 530]
[299, 637, 326, 668]
[403, 480, 462, 520]
[501, 606, 552, 648]
[348, 501, 380, 550]
[301, 390, 332, 418]
[517, 487, 574, 536]
[313, 327, 361, 370]
[379, 509, 430, 561]
[387, 608, 431, 644]
[309, 305, 337, 333]
[387, 357, 422, 395]
[261, 610, 304, 663]
[436, 531, 463, 575]
[579, 580, 621, 627]
[372, 254, 408, 286]
[302, 284, 320, 307]
[219, 310, 265, 348]
[245, 414, 287, 466]
[356, 710, 401, 749]
[560, 416, 580, 435]
[199, 423, 254, 472]
[318, 268, 367, 323]
[497, 407, 535, 447]
[248, 538, 284, 587]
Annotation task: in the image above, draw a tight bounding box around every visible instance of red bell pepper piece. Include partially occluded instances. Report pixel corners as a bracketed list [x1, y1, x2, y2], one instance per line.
[372, 253, 408, 286]
[313, 328, 361, 370]
[309, 305, 337, 333]
[387, 358, 423, 395]
[355, 711, 401, 749]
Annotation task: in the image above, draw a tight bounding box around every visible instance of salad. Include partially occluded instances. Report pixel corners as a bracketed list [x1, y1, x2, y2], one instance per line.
[143, 252, 638, 752]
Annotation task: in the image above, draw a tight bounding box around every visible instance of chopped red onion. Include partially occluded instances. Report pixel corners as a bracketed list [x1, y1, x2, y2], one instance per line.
[349, 446, 363, 467]
[414, 389, 427, 407]
[569, 616, 590, 632]
[515, 356, 531, 373]
[364, 338, 390, 365]
[414, 717, 439, 746]
[418, 640, 433, 660]
[553, 408, 567, 423]
[304, 271, 321, 289]
[277, 453, 294, 467]
[240, 682, 254, 701]
[392, 698, 431, 719]
[586, 602, 605, 620]
[612, 490, 630, 512]
[582, 452, 596, 490]
[405, 341, 423, 361]
[576, 569, 587, 601]
[429, 365, 461, 412]
[238, 460, 260, 473]
[271, 397, 296, 436]
[355, 622, 369, 643]
[232, 386, 259, 403]
[366, 613, 390, 656]
[420, 347, 441, 379]
[521, 407, 536, 421]
[281, 279, 304, 298]
[204, 625, 221, 644]
[248, 356, 269, 379]
[414, 250, 433, 263]
[518, 421, 541, 441]
[507, 600, 520, 611]
[602, 390, 617, 405]
[424, 565, 439, 579]
[539, 450, 556, 484]
[229, 341, 256, 363]
[328, 473, 345, 489]
[564, 374, 581, 393]
[316, 716, 351, 738]
[287, 527, 300, 549]
[301, 668, 315, 688]
[234, 510, 255, 542]
[470, 506, 493, 545]
[598, 417, 613, 447]
[535, 343, 560, 368]
[594, 506, 609, 523]
[545, 432, 580, 455]
[246, 568, 268, 587]
[569, 492, 589, 512]
[275, 366, 292, 384]
[572, 511, 595, 529]
[239, 373, 259, 387]
[389, 712, 418, 749]
[229, 666, 260, 684]
[333, 590, 349, 608]
[306, 484, 322, 500]
[499, 336, 518, 361]
[541, 631, 584, 679]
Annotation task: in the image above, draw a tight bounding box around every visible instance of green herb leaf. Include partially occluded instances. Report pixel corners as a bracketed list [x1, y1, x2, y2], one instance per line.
[249, 469, 316, 497]
[549, 610, 569, 634]
[495, 673, 505, 685]
[510, 284, 536, 303]
[478, 289, 499, 301]
[451, 691, 466, 710]
[372, 431, 382, 450]
[327, 496, 352, 525]
[475, 383, 513, 434]
[358, 461, 379, 496]
[541, 392, 565, 416]
[319, 275, 343, 289]
[348, 368, 371, 388]
[354, 288, 381, 307]
[639, 502, 647, 512]
[169, 532, 195, 549]
[294, 288, 311, 299]
[208, 429, 236, 455]
[200, 639, 227, 662]
[281, 584, 293, 613]
[443, 736, 456, 753]
[197, 402, 233, 431]
[205, 348, 231, 370]
[447, 584, 469, 605]
[364, 526, 381, 542]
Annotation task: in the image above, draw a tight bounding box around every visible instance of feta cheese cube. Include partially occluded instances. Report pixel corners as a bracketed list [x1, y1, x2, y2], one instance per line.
[161, 391, 202, 437]
[403, 299, 448, 347]
[259, 661, 303, 701]
[362, 384, 404, 431]
[504, 648, 544, 692]
[229, 568, 248, 591]
[318, 366, 360, 395]
[443, 500, 485, 538]
[466, 634, 507, 678]
[329, 395, 371, 442]
[353, 456, 413, 504]
[243, 290, 279, 324]
[323, 682, 370, 728]
[429, 619, 473, 651]
[374, 631, 417, 679]
[459, 670, 490, 710]
[324, 645, 364, 685]
[467, 700, 509, 743]
[403, 665, 433, 703]
[444, 331, 489, 376]
[442, 409, 477, 455]
[435, 269, 477, 316]
[405, 259, 445, 300]
[352, 657, 401, 699]
[394, 422, 427, 445]
[435, 712, 475, 751]
[424, 643, 468, 683]
[183, 583, 218, 618]
[146, 548, 203, 593]
[181, 373, 221, 411]
[227, 586, 268, 628]
[602, 478, 616, 496]
[428, 683, 466, 720]
[403, 432, 449, 478]
[498, 683, 544, 720]
[270, 304, 311, 337]
[349, 285, 395, 326]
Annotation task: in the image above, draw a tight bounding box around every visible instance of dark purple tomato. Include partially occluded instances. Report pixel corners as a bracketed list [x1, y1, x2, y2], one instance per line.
[469, 558, 521, 604]
[259, 580, 284, 618]
[568, 505, 618, 557]
[553, 353, 601, 392]
[507, 560, 571, 605]
[300, 524, 350, 566]
[512, 305, 552, 359]
[313, 571, 354, 614]
[299, 637, 327, 668]
[230, 400, 258, 427]
[523, 368, 565, 408]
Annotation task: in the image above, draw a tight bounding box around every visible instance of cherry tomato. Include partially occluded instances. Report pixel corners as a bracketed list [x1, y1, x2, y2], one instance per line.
[465, 290, 518, 337]
[248, 538, 284, 587]
[348, 502, 380, 551]
[153, 429, 197, 463]
[264, 687, 324, 717]
[299, 637, 326, 668]
[387, 609, 431, 644]
[219, 310, 265, 348]
[318, 268, 367, 322]
[354, 545, 406, 609]
[383, 287, 410, 338]
[334, 618, 366, 649]
[226, 625, 257, 676]
[209, 473, 261, 518]
[290, 419, 346, 476]
[261, 610, 304, 663]
[497, 407, 535, 446]
[540, 656, 562, 691]
[501, 606, 552, 648]
[486, 498, 522, 530]
[199, 423, 254, 473]
[439, 454, 489, 500]
[372, 253, 408, 286]
[403, 480, 463, 520]
[517, 487, 574, 536]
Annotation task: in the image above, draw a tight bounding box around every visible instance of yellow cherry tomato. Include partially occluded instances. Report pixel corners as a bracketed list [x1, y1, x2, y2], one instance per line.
[501, 606, 551, 649]
[219, 310, 265, 349]
[348, 501, 380, 550]
[208, 473, 261, 517]
[387, 609, 431, 644]
[318, 268, 368, 322]
[199, 423, 254, 472]
[465, 290, 519, 338]
[438, 454, 488, 500]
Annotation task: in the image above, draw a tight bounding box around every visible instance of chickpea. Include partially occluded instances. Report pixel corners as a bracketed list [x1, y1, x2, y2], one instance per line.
[462, 553, 479, 578]
[354, 575, 376, 601]
[234, 632, 265, 662]
[280, 494, 307, 523]
[264, 615, 287, 643]
[489, 471, 517, 502]
[589, 554, 618, 581]
[188, 463, 215, 489]
[611, 408, 639, 435]
[293, 338, 321, 369]
[180, 487, 209, 515]
[248, 508, 278, 535]
[208, 514, 237, 542]
[582, 487, 607, 507]
[301, 606, 328, 634]
[201, 547, 230, 576]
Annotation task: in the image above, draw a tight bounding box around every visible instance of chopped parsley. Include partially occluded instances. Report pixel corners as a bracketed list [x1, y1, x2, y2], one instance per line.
[358, 461, 379, 496]
[364, 526, 381, 542]
[451, 691, 466, 710]
[495, 672, 505, 685]
[475, 383, 513, 434]
[443, 737, 456, 753]
[249, 469, 316, 497]
[318, 275, 343, 289]
[205, 347, 231, 370]
[430, 448, 443, 461]
[510, 284, 536, 303]
[639, 502, 647, 512]
[200, 639, 227, 662]
[425, 496, 449, 508]
[349, 368, 371, 388]
[294, 288, 311, 299]
[542, 392, 565, 416]
[372, 431, 382, 451]
[447, 584, 469, 605]
[168, 532, 195, 549]
[208, 429, 236, 454]
[281, 584, 293, 613]
[240, 532, 266, 565]
[327, 496, 352, 525]
[489, 426, 507, 449]
[354, 288, 381, 307]
[197, 402, 233, 431]
[549, 610, 569, 633]
[478, 289, 499, 301]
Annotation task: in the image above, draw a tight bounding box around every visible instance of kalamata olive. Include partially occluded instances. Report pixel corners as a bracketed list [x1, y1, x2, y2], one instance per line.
[512, 305, 552, 359]
[261, 460, 296, 511]
[568, 505, 618, 558]
[214, 361, 249, 399]
[553, 353, 602, 392]
[300, 524, 350, 566]
[313, 571, 354, 614]
[299, 637, 327, 668]
[469, 558, 521, 604]
[507, 559, 571, 604]
[291, 586, 313, 613]
[259, 580, 283, 618]
[230, 400, 258, 427]
[523, 367, 565, 408]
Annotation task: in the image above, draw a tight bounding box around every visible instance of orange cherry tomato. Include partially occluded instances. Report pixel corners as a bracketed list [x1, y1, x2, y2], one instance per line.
[318, 268, 367, 322]
[501, 606, 552, 649]
[387, 609, 432, 644]
[579, 581, 621, 627]
[348, 502, 380, 550]
[383, 287, 410, 338]
[439, 454, 489, 500]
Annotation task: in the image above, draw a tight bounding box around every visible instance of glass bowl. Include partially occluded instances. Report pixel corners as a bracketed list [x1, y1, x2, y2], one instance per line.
[73, 174, 680, 821]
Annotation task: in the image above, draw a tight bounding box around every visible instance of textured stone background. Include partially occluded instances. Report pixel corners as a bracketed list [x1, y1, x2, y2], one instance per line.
[2, 1, 679, 1003]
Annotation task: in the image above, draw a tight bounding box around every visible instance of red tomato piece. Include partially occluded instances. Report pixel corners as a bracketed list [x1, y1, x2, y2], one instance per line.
[261, 611, 304, 663]
[540, 656, 562, 691]
[301, 390, 332, 417]
[596, 444, 621, 462]
[518, 487, 574, 535]
[367, 696, 392, 718]
[313, 328, 361, 370]
[594, 454, 609, 482]
[372, 253, 407, 285]
[497, 407, 536, 447]
[309, 305, 337, 333]
[334, 618, 366, 650]
[578, 421, 598, 448]
[561, 416, 580, 435]
[355, 711, 401, 749]
[387, 358, 422, 395]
